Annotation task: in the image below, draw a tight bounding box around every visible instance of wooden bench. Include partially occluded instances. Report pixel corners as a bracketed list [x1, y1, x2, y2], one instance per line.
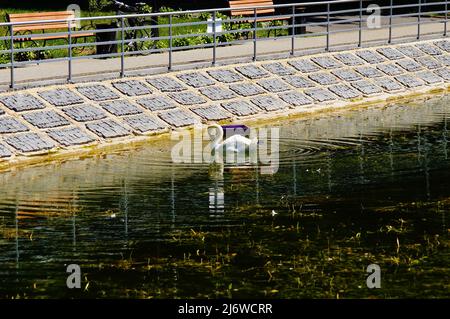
[6, 11, 94, 43]
[229, 0, 290, 23]
[228, 0, 306, 36]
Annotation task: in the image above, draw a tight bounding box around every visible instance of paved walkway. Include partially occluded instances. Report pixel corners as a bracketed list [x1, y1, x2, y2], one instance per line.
[0, 37, 449, 170]
[0, 16, 447, 91]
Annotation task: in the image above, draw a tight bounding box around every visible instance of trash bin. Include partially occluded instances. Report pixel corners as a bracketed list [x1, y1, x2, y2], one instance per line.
[96, 23, 118, 56]
[289, 7, 307, 35]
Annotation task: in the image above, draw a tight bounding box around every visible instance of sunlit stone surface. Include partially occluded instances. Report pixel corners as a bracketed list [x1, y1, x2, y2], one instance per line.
[0, 93, 46, 112]
[39, 88, 84, 106]
[191, 105, 232, 120]
[111, 80, 152, 96]
[77, 85, 120, 101]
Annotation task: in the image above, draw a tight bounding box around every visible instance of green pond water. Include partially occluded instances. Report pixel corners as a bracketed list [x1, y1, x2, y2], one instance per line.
[0, 95, 449, 299]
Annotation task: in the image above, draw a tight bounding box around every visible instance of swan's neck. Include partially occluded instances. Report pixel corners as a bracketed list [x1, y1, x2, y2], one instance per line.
[210, 124, 224, 149]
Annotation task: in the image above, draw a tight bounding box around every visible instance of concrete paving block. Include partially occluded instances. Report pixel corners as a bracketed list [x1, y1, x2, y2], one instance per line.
[355, 50, 386, 64]
[310, 56, 342, 69]
[86, 119, 130, 138]
[251, 95, 287, 111]
[396, 59, 423, 72]
[199, 86, 237, 100]
[434, 40, 450, 52]
[416, 71, 444, 84]
[168, 91, 207, 105]
[328, 84, 361, 99]
[5, 133, 55, 153]
[282, 75, 315, 88]
[416, 43, 443, 55]
[22, 110, 70, 129]
[288, 59, 321, 73]
[206, 69, 243, 83]
[394, 74, 425, 88]
[331, 69, 363, 81]
[0, 116, 29, 134]
[177, 72, 216, 88]
[434, 68, 450, 81]
[351, 80, 383, 95]
[191, 105, 232, 120]
[136, 96, 176, 111]
[146, 76, 187, 92]
[158, 109, 200, 127]
[308, 72, 339, 85]
[261, 62, 295, 75]
[377, 63, 404, 76]
[354, 66, 384, 78]
[0, 143, 12, 158]
[376, 47, 404, 60]
[229, 83, 265, 96]
[99, 100, 143, 116]
[416, 56, 443, 69]
[278, 91, 313, 107]
[221, 100, 260, 116]
[257, 78, 291, 92]
[62, 104, 108, 122]
[47, 127, 96, 147]
[396, 45, 426, 58]
[374, 77, 404, 91]
[38, 88, 84, 106]
[111, 80, 152, 96]
[123, 114, 168, 133]
[77, 85, 120, 101]
[235, 65, 269, 79]
[304, 87, 337, 102]
[0, 93, 46, 112]
[333, 52, 365, 66]
[435, 55, 450, 66]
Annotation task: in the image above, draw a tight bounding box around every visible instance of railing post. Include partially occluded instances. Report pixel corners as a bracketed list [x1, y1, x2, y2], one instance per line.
[358, 0, 363, 47]
[326, 3, 330, 51]
[9, 25, 14, 89]
[212, 11, 217, 65]
[417, 0, 422, 40]
[291, 5, 295, 56]
[445, 0, 448, 36]
[120, 17, 125, 77]
[169, 14, 173, 70]
[253, 8, 257, 62]
[68, 20, 72, 83]
[388, 0, 393, 44]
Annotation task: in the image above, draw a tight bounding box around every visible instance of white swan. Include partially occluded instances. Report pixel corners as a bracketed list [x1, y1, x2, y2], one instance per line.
[207, 124, 258, 155]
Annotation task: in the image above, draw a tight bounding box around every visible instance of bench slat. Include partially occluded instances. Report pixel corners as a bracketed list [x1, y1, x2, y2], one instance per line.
[229, 0, 273, 4]
[8, 11, 76, 31]
[8, 11, 75, 21]
[231, 9, 275, 16]
[229, 0, 275, 16]
[12, 23, 74, 32]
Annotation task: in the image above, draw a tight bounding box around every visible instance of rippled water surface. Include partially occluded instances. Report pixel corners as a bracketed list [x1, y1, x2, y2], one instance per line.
[0, 95, 449, 298]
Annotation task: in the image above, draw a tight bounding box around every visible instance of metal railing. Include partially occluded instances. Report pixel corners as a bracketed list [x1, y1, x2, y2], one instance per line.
[0, 0, 448, 89]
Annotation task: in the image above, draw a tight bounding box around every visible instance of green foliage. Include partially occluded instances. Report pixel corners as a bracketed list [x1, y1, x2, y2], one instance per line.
[159, 6, 175, 13]
[198, 12, 211, 20]
[88, 0, 111, 12]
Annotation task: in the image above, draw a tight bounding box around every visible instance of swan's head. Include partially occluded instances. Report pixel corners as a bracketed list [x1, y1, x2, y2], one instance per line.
[206, 124, 223, 141]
